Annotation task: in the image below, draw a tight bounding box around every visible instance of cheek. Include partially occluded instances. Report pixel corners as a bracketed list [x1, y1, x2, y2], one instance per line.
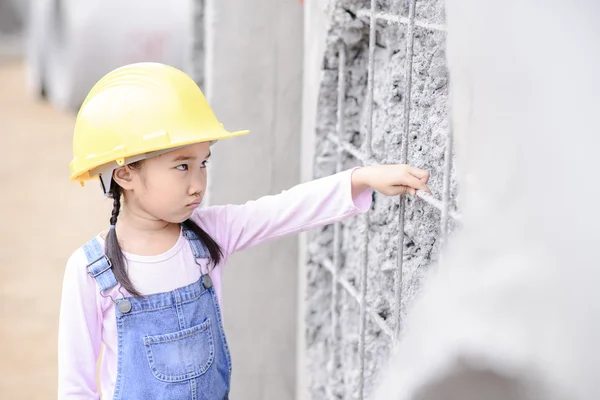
[139, 171, 181, 199]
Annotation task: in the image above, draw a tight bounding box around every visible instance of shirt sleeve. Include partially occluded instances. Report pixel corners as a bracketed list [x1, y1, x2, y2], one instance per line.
[57, 249, 102, 399]
[194, 168, 372, 256]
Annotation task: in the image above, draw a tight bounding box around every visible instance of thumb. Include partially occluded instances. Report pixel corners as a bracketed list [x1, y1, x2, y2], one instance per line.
[402, 174, 427, 191]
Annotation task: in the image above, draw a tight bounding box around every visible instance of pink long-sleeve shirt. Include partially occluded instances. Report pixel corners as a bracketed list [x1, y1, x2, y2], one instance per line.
[57, 169, 372, 399]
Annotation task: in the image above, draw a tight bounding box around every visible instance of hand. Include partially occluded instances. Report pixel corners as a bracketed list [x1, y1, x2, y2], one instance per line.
[351, 164, 431, 197]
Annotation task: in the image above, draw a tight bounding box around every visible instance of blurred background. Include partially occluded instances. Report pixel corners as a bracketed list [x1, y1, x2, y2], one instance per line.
[0, 1, 309, 398]
[2, 1, 600, 400]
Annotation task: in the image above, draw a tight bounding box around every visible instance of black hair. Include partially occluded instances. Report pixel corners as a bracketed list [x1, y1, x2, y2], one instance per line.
[104, 167, 223, 297]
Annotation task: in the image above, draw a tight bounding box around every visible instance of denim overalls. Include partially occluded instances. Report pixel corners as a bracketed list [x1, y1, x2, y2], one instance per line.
[82, 227, 232, 399]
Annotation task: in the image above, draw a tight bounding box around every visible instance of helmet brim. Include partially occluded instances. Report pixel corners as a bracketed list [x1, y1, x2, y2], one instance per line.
[71, 129, 249, 187]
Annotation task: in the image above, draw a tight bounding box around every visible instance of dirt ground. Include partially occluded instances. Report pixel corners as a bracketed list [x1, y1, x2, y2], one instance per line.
[0, 61, 109, 399]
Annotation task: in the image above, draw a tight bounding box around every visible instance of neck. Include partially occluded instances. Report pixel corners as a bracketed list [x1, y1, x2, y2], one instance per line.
[115, 199, 176, 236]
[109, 200, 181, 255]
[110, 208, 181, 257]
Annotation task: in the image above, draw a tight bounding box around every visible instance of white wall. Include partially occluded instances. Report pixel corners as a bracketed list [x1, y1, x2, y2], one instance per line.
[204, 1, 303, 398]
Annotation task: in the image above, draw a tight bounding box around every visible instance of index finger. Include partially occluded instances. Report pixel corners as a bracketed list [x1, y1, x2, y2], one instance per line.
[408, 166, 429, 180]
[400, 174, 428, 191]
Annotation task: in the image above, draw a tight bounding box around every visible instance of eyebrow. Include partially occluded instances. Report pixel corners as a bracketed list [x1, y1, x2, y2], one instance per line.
[172, 151, 211, 162]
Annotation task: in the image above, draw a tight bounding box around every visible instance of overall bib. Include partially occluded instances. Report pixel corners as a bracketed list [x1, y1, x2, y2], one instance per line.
[82, 228, 232, 399]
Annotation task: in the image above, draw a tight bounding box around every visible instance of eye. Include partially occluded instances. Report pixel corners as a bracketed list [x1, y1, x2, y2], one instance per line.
[175, 164, 188, 171]
[200, 160, 209, 168]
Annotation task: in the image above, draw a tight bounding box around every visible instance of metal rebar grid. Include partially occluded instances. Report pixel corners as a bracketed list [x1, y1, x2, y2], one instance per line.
[393, 0, 417, 339]
[325, 134, 460, 220]
[356, 8, 446, 32]
[320, 256, 394, 338]
[440, 125, 454, 249]
[313, 1, 459, 399]
[357, 0, 377, 397]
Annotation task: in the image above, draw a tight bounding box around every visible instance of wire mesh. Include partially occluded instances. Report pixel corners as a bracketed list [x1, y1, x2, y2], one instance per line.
[317, 1, 457, 399]
[393, 0, 417, 340]
[357, 0, 378, 397]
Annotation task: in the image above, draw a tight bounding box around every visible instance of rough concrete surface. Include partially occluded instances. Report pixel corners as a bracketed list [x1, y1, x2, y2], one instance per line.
[376, 0, 600, 400]
[371, 1, 600, 399]
[306, 1, 458, 398]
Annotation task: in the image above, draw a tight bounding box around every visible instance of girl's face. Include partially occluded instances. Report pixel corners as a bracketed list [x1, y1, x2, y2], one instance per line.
[115, 142, 212, 223]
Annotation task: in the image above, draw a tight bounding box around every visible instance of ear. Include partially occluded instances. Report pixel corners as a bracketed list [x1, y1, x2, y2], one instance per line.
[112, 166, 136, 191]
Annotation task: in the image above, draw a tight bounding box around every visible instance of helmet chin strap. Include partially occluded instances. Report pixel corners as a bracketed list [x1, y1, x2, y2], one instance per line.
[93, 141, 218, 196]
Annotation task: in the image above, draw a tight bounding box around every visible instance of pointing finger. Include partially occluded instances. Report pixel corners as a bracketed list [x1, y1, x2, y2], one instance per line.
[402, 174, 431, 193]
[402, 174, 423, 190]
[408, 167, 430, 181]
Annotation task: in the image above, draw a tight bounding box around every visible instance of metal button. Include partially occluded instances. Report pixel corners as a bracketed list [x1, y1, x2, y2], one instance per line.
[203, 275, 213, 289]
[118, 299, 132, 314]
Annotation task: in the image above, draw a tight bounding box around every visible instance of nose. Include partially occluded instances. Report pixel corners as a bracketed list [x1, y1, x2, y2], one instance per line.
[188, 167, 207, 196]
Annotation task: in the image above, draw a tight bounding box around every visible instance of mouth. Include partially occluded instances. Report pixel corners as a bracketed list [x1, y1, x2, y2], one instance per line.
[187, 200, 202, 207]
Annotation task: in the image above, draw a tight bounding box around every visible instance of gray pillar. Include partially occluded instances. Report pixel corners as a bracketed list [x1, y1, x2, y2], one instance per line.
[298, 1, 328, 398]
[204, 1, 303, 399]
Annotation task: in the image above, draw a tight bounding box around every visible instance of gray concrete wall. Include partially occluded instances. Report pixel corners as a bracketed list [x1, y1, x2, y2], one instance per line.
[305, 0, 457, 398]
[204, 1, 303, 399]
[0, 0, 30, 59]
[186, 0, 205, 89]
[372, 1, 600, 399]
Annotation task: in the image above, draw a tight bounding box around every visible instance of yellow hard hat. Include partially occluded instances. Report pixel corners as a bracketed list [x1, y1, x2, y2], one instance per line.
[69, 62, 249, 192]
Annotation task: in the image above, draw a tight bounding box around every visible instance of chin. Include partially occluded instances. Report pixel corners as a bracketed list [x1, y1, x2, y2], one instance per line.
[161, 212, 193, 224]
[179, 210, 196, 222]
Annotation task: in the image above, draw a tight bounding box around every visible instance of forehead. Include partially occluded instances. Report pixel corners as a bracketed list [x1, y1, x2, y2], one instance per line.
[159, 142, 211, 161]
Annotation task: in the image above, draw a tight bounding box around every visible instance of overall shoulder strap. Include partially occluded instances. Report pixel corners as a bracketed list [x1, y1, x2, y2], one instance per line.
[182, 228, 210, 259]
[82, 237, 118, 292]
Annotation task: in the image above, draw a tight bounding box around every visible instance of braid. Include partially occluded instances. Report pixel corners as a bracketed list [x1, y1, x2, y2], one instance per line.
[105, 180, 142, 297]
[110, 186, 121, 226]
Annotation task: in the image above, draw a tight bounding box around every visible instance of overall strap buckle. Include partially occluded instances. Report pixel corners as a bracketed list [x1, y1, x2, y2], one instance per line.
[82, 237, 119, 293]
[86, 254, 113, 278]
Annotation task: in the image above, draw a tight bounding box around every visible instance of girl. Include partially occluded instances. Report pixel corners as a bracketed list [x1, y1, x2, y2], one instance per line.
[59, 62, 431, 399]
